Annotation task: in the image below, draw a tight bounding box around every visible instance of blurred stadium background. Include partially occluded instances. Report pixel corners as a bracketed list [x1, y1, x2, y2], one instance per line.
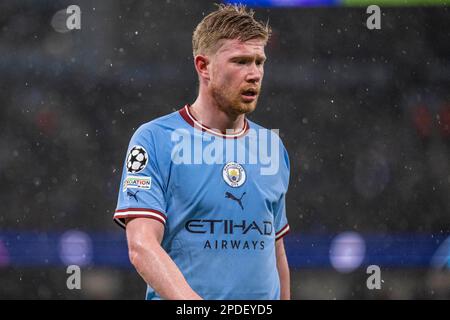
[0, 0, 449, 299]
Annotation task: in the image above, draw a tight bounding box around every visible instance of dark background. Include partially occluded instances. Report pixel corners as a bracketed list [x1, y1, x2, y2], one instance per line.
[0, 0, 449, 299]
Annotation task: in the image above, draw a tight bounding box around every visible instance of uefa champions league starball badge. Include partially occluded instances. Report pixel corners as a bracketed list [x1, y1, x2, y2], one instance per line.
[126, 145, 148, 173]
[223, 162, 246, 188]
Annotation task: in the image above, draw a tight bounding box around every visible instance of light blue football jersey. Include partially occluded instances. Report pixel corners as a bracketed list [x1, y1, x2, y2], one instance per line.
[114, 105, 290, 300]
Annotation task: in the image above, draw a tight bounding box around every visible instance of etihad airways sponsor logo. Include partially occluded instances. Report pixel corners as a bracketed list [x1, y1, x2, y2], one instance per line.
[184, 220, 276, 251]
[185, 219, 273, 236]
[203, 239, 265, 250]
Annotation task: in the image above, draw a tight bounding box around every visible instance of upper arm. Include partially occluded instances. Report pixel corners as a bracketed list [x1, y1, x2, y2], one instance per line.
[275, 238, 289, 274]
[275, 237, 286, 258]
[126, 217, 165, 252]
[275, 237, 290, 300]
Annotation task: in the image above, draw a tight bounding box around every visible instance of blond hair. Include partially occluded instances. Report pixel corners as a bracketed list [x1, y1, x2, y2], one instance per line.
[192, 4, 271, 57]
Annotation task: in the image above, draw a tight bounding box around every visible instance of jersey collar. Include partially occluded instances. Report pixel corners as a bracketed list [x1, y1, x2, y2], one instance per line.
[179, 105, 250, 139]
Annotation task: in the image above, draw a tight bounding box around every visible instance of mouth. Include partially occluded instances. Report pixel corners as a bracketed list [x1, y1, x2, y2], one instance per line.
[241, 88, 259, 102]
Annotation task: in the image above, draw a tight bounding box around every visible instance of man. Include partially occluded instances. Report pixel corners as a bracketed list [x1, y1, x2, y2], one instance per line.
[114, 4, 290, 300]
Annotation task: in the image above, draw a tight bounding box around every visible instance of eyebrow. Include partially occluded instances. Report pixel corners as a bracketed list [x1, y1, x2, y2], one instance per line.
[230, 54, 267, 62]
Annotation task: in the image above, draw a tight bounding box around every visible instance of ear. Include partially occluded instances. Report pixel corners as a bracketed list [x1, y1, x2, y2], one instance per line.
[194, 55, 210, 81]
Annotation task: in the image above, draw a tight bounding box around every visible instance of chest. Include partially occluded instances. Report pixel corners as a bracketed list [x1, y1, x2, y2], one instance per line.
[167, 161, 282, 216]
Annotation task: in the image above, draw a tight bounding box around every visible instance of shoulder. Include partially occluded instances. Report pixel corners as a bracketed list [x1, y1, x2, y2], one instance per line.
[247, 118, 290, 175]
[247, 119, 289, 153]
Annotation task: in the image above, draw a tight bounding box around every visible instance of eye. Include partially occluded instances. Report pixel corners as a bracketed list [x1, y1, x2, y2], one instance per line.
[256, 58, 266, 66]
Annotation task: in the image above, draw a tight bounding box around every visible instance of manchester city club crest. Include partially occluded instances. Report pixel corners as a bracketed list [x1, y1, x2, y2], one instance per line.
[222, 162, 246, 188]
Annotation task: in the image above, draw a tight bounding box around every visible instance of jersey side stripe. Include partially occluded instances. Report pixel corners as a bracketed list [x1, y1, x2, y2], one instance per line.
[113, 214, 165, 229]
[275, 224, 290, 241]
[115, 208, 167, 221]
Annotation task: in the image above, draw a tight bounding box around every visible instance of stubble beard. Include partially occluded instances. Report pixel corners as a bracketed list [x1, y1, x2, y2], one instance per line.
[211, 84, 258, 118]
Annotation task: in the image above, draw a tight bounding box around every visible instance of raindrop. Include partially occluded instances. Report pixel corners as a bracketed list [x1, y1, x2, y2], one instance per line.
[33, 177, 41, 187]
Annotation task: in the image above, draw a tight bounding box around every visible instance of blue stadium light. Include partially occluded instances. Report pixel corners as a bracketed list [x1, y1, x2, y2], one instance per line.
[329, 232, 366, 273]
[430, 236, 450, 269]
[1, 232, 449, 269]
[0, 238, 10, 267]
[58, 230, 93, 266]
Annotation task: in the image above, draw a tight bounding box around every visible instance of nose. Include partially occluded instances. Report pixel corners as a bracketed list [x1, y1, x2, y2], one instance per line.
[245, 63, 262, 84]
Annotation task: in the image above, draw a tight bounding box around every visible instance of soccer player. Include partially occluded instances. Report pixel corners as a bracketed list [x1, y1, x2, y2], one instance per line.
[114, 4, 291, 300]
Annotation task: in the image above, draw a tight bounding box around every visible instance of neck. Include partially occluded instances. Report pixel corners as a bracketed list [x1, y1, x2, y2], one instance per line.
[190, 89, 246, 134]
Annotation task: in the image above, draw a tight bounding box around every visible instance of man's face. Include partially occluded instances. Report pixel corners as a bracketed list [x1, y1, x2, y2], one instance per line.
[208, 38, 266, 116]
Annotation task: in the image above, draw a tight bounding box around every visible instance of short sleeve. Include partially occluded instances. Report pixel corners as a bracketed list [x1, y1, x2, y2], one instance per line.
[274, 194, 289, 241]
[274, 141, 290, 241]
[113, 125, 167, 229]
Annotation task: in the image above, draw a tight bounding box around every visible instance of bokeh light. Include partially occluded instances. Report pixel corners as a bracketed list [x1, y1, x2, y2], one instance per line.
[329, 232, 366, 273]
[58, 230, 93, 266]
